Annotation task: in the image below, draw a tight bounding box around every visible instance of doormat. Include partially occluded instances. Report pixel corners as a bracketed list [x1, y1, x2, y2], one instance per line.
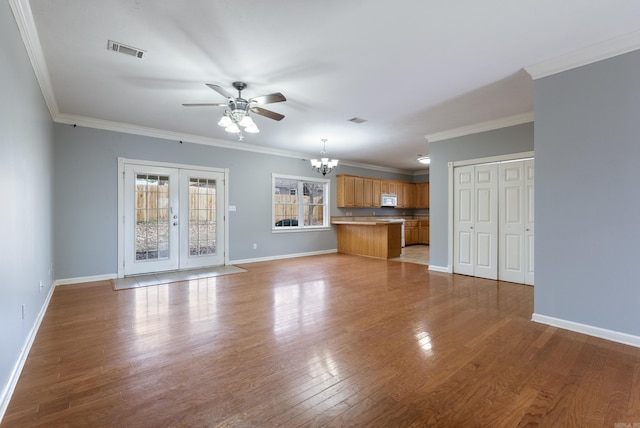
[112, 265, 247, 290]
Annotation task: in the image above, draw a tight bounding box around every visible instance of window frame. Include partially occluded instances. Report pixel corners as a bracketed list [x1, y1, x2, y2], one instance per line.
[272, 173, 331, 233]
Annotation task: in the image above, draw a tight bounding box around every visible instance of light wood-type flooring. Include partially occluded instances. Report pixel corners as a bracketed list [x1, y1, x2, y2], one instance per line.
[391, 244, 429, 266]
[3, 254, 640, 427]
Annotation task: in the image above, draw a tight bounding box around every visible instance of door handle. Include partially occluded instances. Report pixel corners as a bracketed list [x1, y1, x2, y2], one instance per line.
[173, 222, 178, 226]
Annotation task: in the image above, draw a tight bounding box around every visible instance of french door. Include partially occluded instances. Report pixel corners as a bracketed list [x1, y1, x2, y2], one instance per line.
[121, 161, 226, 276]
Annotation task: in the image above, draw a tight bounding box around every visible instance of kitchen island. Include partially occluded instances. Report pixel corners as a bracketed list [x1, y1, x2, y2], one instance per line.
[332, 219, 402, 259]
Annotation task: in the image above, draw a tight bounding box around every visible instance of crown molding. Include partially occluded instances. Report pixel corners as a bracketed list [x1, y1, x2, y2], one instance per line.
[54, 113, 312, 159]
[337, 159, 414, 175]
[9, 0, 59, 118]
[525, 30, 640, 80]
[54, 114, 415, 174]
[425, 112, 534, 143]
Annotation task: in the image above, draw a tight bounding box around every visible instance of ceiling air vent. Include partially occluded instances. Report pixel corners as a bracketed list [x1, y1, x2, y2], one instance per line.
[348, 117, 368, 124]
[107, 40, 145, 59]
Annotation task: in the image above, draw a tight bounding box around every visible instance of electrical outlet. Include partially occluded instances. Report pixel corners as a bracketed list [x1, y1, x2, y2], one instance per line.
[252, 243, 257, 250]
[49, 263, 53, 276]
[39, 280, 44, 292]
[21, 304, 25, 320]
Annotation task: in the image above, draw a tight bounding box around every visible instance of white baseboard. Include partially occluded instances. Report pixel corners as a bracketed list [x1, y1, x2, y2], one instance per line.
[230, 249, 337, 265]
[532, 313, 640, 349]
[428, 265, 451, 273]
[0, 282, 56, 423]
[54, 273, 117, 286]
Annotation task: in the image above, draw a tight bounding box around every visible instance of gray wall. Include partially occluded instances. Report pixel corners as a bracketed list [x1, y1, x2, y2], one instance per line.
[428, 123, 534, 268]
[53, 125, 417, 279]
[535, 50, 640, 336]
[0, 0, 54, 409]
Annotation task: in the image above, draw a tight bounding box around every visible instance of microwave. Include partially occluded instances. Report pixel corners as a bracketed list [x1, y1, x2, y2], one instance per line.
[380, 194, 397, 207]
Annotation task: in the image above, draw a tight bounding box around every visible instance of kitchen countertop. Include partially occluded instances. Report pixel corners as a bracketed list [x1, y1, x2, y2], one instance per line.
[331, 219, 405, 225]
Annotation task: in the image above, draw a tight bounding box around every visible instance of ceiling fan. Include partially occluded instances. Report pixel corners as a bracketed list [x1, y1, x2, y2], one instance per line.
[183, 81, 286, 141]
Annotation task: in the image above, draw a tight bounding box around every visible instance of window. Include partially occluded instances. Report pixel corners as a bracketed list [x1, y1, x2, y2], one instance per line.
[273, 174, 330, 230]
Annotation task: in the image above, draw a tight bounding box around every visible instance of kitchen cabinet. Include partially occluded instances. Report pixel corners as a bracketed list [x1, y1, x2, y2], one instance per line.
[402, 183, 416, 208]
[362, 178, 381, 207]
[353, 176, 364, 207]
[337, 175, 355, 207]
[338, 175, 420, 209]
[371, 179, 381, 207]
[333, 220, 402, 259]
[416, 182, 429, 209]
[419, 220, 429, 244]
[404, 220, 419, 245]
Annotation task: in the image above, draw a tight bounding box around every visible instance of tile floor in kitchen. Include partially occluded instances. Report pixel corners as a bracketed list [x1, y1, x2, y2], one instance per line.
[391, 244, 429, 265]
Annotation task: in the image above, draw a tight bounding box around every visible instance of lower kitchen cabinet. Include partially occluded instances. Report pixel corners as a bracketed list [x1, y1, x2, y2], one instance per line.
[404, 221, 419, 246]
[419, 221, 429, 244]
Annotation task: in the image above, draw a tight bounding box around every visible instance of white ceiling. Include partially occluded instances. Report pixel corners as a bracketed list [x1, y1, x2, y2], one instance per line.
[14, 0, 640, 171]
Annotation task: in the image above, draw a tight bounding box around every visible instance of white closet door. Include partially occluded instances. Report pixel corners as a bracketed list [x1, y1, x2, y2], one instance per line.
[524, 160, 535, 285]
[454, 166, 475, 276]
[498, 159, 535, 285]
[473, 164, 498, 280]
[453, 164, 498, 280]
[499, 161, 525, 283]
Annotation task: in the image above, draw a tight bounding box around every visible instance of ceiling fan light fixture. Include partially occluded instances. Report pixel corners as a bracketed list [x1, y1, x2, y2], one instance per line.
[185, 81, 284, 141]
[239, 115, 254, 127]
[218, 115, 232, 127]
[225, 123, 240, 133]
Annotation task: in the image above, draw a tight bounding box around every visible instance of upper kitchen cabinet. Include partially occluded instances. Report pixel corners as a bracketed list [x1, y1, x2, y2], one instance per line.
[337, 174, 427, 209]
[337, 175, 381, 208]
[337, 175, 355, 207]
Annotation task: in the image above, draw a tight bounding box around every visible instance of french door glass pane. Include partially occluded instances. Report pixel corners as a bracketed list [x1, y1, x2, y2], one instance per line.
[189, 178, 217, 256]
[135, 174, 170, 261]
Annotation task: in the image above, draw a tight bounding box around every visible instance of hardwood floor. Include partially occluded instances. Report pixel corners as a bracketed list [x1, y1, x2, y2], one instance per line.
[3, 254, 640, 427]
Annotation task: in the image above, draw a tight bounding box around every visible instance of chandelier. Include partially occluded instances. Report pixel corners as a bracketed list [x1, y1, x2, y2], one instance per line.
[217, 99, 259, 142]
[310, 139, 339, 176]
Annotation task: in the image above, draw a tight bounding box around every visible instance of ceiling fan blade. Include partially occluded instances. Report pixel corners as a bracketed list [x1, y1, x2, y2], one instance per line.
[206, 83, 234, 99]
[251, 106, 285, 121]
[182, 103, 227, 107]
[249, 92, 286, 105]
